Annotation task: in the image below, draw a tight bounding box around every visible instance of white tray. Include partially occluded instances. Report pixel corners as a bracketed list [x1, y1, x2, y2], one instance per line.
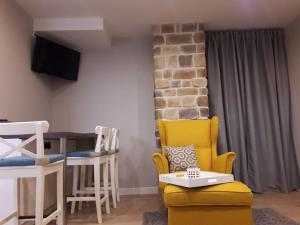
[159, 171, 234, 188]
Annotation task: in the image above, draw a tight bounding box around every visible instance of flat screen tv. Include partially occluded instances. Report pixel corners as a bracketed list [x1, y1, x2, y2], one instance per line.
[31, 35, 81, 81]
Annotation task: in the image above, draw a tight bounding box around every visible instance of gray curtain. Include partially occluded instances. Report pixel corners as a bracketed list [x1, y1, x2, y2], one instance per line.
[206, 29, 300, 192]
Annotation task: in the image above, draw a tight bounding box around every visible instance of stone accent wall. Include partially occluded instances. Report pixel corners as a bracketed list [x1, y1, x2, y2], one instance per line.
[152, 23, 208, 124]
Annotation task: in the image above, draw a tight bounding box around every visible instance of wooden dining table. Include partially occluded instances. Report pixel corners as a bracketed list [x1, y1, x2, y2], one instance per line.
[0, 132, 97, 225]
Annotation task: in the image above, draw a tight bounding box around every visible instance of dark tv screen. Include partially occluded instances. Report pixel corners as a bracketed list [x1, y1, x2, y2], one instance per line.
[31, 36, 80, 81]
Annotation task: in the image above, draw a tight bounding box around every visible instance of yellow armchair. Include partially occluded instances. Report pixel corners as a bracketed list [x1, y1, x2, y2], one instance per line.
[151, 116, 254, 225]
[152, 116, 236, 189]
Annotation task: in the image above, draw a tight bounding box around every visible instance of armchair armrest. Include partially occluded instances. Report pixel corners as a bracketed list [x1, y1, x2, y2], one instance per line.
[152, 153, 169, 189]
[212, 152, 236, 174]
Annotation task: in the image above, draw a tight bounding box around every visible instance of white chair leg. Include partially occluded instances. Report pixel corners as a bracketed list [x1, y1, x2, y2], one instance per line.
[94, 162, 102, 224]
[35, 170, 45, 225]
[78, 165, 86, 210]
[115, 155, 120, 202]
[71, 166, 79, 214]
[56, 164, 64, 225]
[103, 160, 110, 214]
[109, 155, 117, 208]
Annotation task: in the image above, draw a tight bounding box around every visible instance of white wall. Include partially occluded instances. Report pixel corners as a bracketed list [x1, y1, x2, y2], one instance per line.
[285, 16, 300, 170]
[51, 38, 158, 188]
[0, 0, 52, 122]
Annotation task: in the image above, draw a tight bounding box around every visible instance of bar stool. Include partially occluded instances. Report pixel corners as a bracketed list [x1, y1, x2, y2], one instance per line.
[0, 121, 64, 225]
[66, 126, 110, 224]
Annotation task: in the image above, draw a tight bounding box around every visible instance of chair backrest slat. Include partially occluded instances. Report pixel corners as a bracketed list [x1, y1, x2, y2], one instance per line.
[0, 121, 49, 135]
[110, 128, 120, 152]
[0, 121, 49, 159]
[95, 126, 111, 153]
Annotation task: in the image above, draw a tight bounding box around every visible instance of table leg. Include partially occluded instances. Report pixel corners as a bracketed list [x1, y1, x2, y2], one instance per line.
[59, 137, 67, 225]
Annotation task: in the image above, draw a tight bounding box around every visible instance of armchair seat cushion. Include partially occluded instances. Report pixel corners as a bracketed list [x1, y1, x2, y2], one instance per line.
[164, 181, 253, 207]
[0, 154, 64, 167]
[67, 149, 108, 157]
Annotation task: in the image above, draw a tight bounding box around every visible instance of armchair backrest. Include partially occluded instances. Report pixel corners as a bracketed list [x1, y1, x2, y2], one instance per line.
[0, 121, 49, 159]
[157, 116, 219, 171]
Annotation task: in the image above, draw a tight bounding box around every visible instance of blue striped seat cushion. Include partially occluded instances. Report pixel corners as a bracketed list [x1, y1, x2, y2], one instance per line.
[0, 154, 64, 167]
[67, 149, 108, 157]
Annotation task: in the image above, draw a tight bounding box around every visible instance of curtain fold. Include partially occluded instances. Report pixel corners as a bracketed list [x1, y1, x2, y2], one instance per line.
[206, 29, 300, 192]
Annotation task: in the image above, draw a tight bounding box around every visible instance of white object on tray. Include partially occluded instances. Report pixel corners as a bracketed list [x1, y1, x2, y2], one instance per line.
[186, 167, 201, 179]
[159, 171, 234, 188]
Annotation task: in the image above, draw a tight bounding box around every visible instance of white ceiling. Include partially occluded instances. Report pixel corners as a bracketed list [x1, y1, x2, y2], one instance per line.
[16, 0, 300, 37]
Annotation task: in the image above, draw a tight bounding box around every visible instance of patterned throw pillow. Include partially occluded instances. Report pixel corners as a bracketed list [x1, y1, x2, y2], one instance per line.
[165, 144, 198, 172]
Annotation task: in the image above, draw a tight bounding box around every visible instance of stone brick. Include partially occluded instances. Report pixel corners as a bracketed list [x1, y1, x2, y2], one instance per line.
[181, 96, 197, 107]
[163, 70, 172, 79]
[152, 25, 161, 34]
[164, 89, 177, 96]
[197, 96, 208, 107]
[154, 71, 163, 79]
[200, 108, 209, 117]
[192, 78, 207, 87]
[177, 88, 198, 96]
[194, 54, 206, 67]
[155, 98, 167, 109]
[179, 108, 199, 119]
[181, 45, 196, 53]
[199, 88, 208, 95]
[196, 44, 205, 53]
[153, 35, 165, 45]
[154, 90, 163, 97]
[166, 55, 177, 68]
[161, 24, 175, 33]
[164, 109, 179, 120]
[171, 80, 181, 88]
[197, 68, 207, 77]
[182, 23, 197, 32]
[153, 47, 161, 56]
[167, 97, 181, 107]
[198, 23, 204, 31]
[193, 32, 205, 43]
[175, 24, 181, 33]
[155, 79, 170, 89]
[179, 55, 193, 67]
[154, 56, 165, 69]
[155, 110, 163, 119]
[182, 80, 192, 87]
[173, 70, 195, 79]
[163, 46, 180, 55]
[166, 34, 192, 45]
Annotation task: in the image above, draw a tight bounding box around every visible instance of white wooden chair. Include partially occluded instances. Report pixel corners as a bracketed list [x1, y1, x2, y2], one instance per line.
[0, 121, 64, 225]
[108, 128, 120, 208]
[83, 127, 120, 209]
[66, 126, 110, 224]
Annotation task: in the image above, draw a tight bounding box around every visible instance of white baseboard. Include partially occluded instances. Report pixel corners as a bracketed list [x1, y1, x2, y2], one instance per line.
[120, 186, 158, 196]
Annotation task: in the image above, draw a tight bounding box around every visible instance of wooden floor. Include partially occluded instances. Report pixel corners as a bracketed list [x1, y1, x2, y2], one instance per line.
[67, 191, 300, 225]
